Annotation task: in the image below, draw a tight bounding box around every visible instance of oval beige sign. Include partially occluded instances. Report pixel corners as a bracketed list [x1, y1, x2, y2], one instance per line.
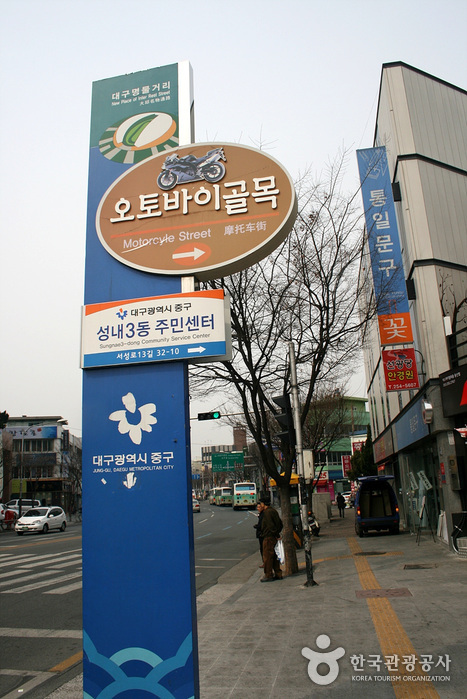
[96, 142, 297, 280]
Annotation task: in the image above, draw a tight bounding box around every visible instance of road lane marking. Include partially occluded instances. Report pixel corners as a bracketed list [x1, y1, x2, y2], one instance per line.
[0, 549, 80, 565]
[199, 558, 242, 561]
[0, 567, 34, 579]
[0, 649, 83, 699]
[45, 581, 83, 594]
[0, 628, 81, 638]
[1, 553, 81, 570]
[0, 569, 68, 588]
[47, 558, 83, 569]
[0, 548, 81, 565]
[2, 570, 82, 594]
[347, 537, 440, 698]
[49, 650, 83, 672]
[0, 672, 53, 699]
[0, 555, 82, 586]
[0, 534, 82, 550]
[298, 551, 403, 569]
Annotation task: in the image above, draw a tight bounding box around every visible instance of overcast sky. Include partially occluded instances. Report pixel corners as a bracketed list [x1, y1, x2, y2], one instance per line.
[0, 0, 465, 456]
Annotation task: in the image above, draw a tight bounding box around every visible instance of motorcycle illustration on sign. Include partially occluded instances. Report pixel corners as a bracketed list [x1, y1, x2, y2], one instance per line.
[156, 147, 226, 190]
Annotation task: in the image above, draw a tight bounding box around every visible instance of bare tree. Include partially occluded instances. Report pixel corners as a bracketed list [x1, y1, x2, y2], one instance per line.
[302, 389, 348, 493]
[190, 152, 376, 574]
[302, 390, 348, 453]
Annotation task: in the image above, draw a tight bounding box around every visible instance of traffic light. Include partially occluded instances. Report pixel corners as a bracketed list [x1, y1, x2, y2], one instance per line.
[272, 393, 296, 448]
[197, 411, 221, 421]
[0, 411, 8, 429]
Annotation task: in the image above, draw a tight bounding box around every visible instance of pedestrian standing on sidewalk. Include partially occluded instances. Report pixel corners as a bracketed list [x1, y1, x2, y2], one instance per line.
[337, 492, 346, 518]
[253, 503, 264, 567]
[258, 497, 283, 582]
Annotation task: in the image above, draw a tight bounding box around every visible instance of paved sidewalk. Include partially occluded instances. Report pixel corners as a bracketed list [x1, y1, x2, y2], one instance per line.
[46, 508, 467, 698]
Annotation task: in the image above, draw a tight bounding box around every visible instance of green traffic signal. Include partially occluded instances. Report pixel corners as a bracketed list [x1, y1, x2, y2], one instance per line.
[198, 411, 221, 421]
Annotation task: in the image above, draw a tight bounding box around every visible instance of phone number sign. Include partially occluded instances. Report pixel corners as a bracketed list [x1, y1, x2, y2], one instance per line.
[81, 289, 229, 368]
[382, 348, 420, 392]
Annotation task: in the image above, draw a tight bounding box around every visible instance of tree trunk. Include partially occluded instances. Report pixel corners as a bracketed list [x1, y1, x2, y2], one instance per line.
[279, 484, 298, 575]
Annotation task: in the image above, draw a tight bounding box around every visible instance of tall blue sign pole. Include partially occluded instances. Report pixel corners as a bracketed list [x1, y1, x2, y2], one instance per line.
[82, 63, 199, 697]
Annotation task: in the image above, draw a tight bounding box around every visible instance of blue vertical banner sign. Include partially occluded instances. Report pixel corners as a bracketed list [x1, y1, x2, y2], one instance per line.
[357, 146, 414, 346]
[82, 63, 199, 698]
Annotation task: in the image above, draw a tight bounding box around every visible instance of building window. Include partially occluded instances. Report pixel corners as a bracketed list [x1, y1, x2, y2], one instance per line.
[12, 439, 54, 453]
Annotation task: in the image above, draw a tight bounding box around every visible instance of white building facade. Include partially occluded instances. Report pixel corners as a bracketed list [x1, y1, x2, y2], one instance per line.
[3, 415, 75, 511]
[360, 62, 467, 548]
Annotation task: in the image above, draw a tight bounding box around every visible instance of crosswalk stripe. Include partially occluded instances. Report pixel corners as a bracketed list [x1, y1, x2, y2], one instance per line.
[12, 554, 81, 570]
[48, 558, 82, 570]
[45, 581, 83, 595]
[0, 549, 81, 568]
[0, 549, 82, 596]
[0, 569, 65, 589]
[2, 571, 82, 594]
[0, 568, 35, 580]
[0, 547, 81, 560]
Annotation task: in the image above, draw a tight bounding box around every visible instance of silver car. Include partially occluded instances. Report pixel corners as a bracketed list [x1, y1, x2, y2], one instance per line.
[15, 507, 67, 535]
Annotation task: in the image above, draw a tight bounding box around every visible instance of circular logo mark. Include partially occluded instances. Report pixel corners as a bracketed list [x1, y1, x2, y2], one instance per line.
[302, 635, 345, 686]
[99, 112, 178, 164]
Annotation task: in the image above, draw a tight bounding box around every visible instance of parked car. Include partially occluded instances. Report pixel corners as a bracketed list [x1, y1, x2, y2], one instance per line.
[354, 476, 399, 536]
[192, 499, 200, 513]
[5, 499, 41, 515]
[15, 506, 67, 535]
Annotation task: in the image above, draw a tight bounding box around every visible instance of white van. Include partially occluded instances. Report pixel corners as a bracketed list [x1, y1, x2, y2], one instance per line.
[6, 499, 41, 515]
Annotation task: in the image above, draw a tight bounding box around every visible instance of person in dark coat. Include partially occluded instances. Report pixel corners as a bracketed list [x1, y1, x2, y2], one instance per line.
[253, 503, 264, 565]
[258, 497, 283, 582]
[336, 492, 346, 518]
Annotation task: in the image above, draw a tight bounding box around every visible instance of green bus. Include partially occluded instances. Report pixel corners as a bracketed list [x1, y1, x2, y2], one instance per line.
[215, 487, 233, 506]
[232, 482, 257, 510]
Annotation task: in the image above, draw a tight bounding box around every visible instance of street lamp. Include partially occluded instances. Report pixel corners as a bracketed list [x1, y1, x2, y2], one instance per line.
[289, 342, 318, 588]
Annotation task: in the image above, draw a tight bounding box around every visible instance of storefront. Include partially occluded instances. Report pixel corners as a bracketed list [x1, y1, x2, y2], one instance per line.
[439, 366, 467, 550]
[373, 397, 441, 534]
[394, 397, 441, 535]
[372, 378, 467, 551]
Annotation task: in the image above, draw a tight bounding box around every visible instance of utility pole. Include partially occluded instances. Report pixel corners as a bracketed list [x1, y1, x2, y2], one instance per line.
[289, 342, 317, 587]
